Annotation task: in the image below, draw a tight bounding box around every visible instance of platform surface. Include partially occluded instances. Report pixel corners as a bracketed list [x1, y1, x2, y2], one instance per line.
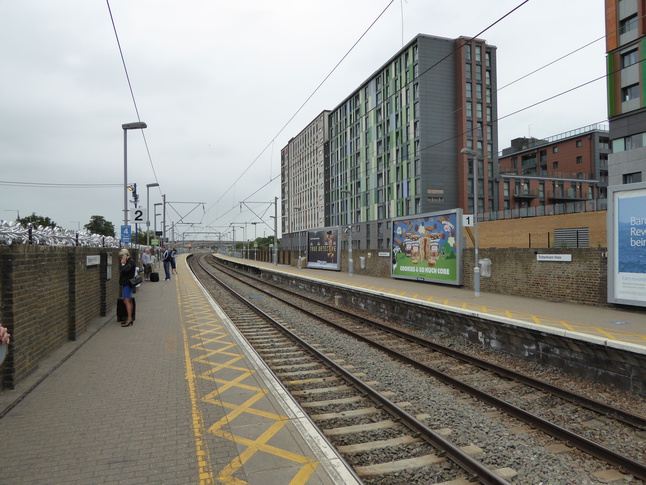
[0, 255, 360, 485]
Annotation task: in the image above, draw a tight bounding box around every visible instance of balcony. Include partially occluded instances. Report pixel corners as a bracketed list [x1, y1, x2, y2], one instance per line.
[548, 189, 590, 202]
[513, 189, 539, 199]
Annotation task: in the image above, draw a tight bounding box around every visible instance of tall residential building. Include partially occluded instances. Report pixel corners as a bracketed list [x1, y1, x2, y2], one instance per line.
[281, 111, 329, 250]
[324, 34, 498, 250]
[605, 0, 646, 184]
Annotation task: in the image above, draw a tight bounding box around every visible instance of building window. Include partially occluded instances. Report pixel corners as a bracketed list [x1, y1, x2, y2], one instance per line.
[553, 161, 559, 169]
[466, 82, 472, 99]
[476, 84, 482, 100]
[475, 45, 481, 62]
[552, 146, 558, 153]
[621, 49, 639, 68]
[622, 84, 639, 101]
[620, 14, 638, 35]
[623, 172, 643, 184]
[465, 44, 471, 61]
[576, 140, 582, 147]
[576, 156, 583, 164]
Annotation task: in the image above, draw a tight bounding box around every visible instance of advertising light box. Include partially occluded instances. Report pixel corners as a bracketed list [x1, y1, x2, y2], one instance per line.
[608, 183, 646, 307]
[391, 209, 463, 285]
[306, 226, 341, 271]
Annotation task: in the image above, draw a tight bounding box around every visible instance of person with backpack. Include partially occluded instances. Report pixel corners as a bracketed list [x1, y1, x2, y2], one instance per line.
[161, 246, 172, 281]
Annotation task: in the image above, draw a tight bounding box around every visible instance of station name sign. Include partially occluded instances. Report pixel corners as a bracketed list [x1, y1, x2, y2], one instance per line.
[536, 254, 572, 262]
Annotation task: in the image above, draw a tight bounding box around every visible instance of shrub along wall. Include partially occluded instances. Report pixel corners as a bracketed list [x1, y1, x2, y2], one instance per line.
[0, 246, 131, 389]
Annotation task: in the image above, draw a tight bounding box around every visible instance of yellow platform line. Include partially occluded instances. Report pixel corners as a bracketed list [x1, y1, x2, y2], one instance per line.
[178, 259, 320, 484]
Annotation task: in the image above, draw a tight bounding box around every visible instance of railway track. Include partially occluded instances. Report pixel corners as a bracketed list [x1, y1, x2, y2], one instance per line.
[190, 253, 646, 484]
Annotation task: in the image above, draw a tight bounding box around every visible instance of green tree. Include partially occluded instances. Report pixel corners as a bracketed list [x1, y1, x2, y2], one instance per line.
[18, 212, 57, 228]
[85, 215, 115, 237]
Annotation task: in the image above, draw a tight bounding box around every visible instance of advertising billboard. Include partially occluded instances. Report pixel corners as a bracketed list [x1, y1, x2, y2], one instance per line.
[306, 226, 341, 271]
[608, 183, 646, 307]
[391, 209, 463, 285]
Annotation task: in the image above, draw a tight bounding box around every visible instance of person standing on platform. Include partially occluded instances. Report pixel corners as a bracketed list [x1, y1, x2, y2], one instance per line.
[142, 248, 153, 281]
[161, 246, 172, 281]
[118, 249, 136, 327]
[171, 249, 178, 275]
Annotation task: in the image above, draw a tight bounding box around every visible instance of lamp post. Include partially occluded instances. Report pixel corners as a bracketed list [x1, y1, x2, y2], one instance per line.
[340, 190, 353, 276]
[146, 183, 159, 246]
[294, 207, 302, 268]
[273, 197, 278, 266]
[122, 122, 147, 229]
[251, 221, 258, 260]
[461, 148, 480, 297]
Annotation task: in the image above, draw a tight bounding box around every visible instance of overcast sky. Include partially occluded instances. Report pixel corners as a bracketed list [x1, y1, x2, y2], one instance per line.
[0, 0, 607, 241]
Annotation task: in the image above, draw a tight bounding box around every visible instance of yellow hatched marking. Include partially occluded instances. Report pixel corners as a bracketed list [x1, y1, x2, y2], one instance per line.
[551, 320, 574, 331]
[178, 287, 215, 484]
[177, 261, 319, 484]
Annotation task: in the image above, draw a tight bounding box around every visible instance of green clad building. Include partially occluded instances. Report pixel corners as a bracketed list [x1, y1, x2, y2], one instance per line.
[283, 34, 498, 251]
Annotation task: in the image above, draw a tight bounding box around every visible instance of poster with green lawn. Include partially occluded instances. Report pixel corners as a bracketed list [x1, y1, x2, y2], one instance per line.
[391, 209, 463, 285]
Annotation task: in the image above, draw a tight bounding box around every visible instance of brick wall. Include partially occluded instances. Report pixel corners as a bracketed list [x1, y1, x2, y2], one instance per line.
[0, 246, 130, 389]
[463, 247, 607, 305]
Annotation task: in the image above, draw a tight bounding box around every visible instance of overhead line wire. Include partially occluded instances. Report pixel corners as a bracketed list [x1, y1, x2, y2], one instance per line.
[106, 0, 161, 192]
[207, 0, 531, 229]
[204, 0, 396, 216]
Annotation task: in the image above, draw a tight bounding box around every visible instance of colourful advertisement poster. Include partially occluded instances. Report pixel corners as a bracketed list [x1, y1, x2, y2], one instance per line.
[608, 184, 646, 307]
[306, 227, 340, 271]
[391, 210, 462, 285]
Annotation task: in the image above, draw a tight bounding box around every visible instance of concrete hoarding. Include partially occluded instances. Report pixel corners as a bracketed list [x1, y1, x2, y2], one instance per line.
[391, 209, 463, 285]
[608, 182, 646, 307]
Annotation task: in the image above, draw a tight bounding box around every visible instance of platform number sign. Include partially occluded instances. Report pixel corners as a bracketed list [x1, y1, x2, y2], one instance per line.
[462, 214, 474, 227]
[121, 225, 132, 243]
[133, 209, 146, 223]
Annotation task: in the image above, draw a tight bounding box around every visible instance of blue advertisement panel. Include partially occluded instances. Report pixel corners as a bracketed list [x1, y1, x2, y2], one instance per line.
[391, 210, 463, 285]
[608, 184, 646, 307]
[306, 226, 341, 271]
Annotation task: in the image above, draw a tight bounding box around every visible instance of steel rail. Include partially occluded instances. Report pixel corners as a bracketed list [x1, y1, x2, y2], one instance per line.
[210, 256, 646, 430]
[205, 255, 646, 481]
[192, 254, 513, 485]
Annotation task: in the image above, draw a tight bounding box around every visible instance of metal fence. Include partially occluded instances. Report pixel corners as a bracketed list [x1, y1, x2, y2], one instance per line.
[480, 199, 607, 222]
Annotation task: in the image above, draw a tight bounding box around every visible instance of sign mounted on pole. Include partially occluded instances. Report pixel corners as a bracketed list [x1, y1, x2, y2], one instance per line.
[120, 225, 132, 244]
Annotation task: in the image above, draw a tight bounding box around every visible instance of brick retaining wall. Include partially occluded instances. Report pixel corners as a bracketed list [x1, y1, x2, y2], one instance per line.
[0, 246, 135, 389]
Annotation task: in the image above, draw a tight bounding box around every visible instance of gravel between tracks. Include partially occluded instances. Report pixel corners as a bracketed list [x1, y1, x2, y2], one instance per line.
[200, 260, 645, 484]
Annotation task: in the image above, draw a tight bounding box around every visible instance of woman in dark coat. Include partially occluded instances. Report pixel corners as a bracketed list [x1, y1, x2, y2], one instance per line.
[118, 249, 136, 327]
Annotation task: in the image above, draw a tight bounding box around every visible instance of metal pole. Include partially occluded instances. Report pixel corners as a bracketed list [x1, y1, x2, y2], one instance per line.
[123, 130, 128, 227]
[341, 190, 353, 276]
[273, 197, 278, 266]
[162, 194, 166, 247]
[473, 155, 480, 297]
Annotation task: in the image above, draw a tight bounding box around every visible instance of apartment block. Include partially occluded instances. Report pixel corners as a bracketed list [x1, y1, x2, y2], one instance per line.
[282, 34, 498, 251]
[605, 0, 646, 184]
[281, 111, 329, 249]
[496, 124, 610, 217]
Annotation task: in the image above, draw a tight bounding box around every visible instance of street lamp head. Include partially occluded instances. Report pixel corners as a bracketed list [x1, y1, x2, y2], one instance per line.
[122, 121, 147, 130]
[460, 148, 478, 157]
[147, 183, 159, 188]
